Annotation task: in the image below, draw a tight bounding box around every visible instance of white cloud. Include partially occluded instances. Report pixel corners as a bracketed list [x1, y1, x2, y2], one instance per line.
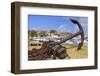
[32, 27, 38, 30]
[58, 24, 68, 32]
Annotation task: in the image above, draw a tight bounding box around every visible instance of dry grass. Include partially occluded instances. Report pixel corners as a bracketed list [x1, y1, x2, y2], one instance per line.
[28, 45, 42, 51]
[63, 44, 88, 59]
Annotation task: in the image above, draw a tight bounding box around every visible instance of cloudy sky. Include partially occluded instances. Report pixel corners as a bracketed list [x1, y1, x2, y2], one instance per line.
[28, 15, 88, 37]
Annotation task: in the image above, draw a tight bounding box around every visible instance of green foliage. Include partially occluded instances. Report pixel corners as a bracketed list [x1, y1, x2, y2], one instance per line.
[30, 30, 37, 37]
[50, 29, 57, 33]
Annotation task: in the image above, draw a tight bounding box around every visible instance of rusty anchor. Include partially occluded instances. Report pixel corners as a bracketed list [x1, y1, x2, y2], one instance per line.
[28, 19, 84, 60]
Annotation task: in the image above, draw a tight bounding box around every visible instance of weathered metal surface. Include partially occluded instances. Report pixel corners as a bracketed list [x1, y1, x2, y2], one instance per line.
[28, 19, 84, 60]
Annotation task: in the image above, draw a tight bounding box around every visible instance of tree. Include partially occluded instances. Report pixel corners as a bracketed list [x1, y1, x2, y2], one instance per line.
[28, 30, 31, 36]
[31, 30, 37, 37]
[50, 29, 57, 33]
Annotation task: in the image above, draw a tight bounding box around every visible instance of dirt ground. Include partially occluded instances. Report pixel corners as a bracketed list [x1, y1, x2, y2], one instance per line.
[63, 44, 88, 59]
[28, 44, 88, 59]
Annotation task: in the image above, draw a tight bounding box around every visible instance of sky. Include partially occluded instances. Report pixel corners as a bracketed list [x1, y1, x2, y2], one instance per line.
[28, 15, 88, 37]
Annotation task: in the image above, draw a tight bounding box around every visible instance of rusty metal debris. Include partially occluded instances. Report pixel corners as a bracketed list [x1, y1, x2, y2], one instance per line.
[28, 19, 84, 60]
